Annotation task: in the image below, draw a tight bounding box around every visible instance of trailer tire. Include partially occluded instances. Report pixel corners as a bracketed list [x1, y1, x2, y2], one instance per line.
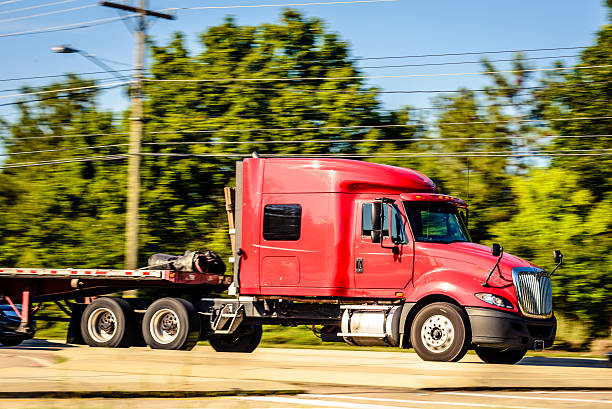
[142, 298, 200, 351]
[474, 346, 527, 364]
[209, 324, 262, 353]
[410, 302, 470, 362]
[81, 298, 134, 348]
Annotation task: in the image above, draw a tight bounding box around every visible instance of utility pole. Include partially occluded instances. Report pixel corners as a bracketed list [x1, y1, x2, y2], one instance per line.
[99, 1, 174, 269]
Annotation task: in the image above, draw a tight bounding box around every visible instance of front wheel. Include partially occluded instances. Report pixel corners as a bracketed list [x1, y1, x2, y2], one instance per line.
[209, 324, 262, 353]
[142, 298, 200, 351]
[475, 346, 527, 364]
[410, 302, 470, 362]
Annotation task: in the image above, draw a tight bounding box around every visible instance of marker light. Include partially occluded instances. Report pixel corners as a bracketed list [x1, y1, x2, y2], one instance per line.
[475, 293, 513, 309]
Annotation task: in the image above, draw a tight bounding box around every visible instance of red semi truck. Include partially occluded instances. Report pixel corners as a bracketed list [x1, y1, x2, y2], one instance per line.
[0, 158, 560, 364]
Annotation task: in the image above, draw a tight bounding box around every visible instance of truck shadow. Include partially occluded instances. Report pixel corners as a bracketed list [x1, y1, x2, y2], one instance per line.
[0, 339, 76, 351]
[518, 356, 611, 368]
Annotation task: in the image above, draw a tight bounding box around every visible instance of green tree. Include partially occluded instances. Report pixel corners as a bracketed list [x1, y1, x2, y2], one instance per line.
[0, 76, 126, 268]
[491, 169, 612, 338]
[141, 10, 415, 260]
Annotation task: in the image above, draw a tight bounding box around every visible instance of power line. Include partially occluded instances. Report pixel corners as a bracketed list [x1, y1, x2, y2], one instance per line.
[0, 14, 130, 38]
[353, 46, 588, 61]
[0, 0, 25, 5]
[3, 149, 611, 170]
[141, 133, 612, 146]
[5, 116, 611, 141]
[139, 116, 612, 134]
[0, 76, 123, 93]
[0, 81, 130, 99]
[0, 69, 134, 83]
[0, 154, 127, 169]
[164, 0, 395, 12]
[0, 0, 80, 15]
[359, 54, 580, 69]
[0, 4, 96, 24]
[143, 64, 612, 83]
[4, 133, 610, 152]
[1, 143, 129, 156]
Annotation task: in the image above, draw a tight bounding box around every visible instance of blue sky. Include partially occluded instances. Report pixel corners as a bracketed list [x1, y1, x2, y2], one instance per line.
[0, 0, 608, 124]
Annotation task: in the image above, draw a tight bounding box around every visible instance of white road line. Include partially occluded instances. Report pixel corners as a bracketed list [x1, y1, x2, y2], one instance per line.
[522, 391, 612, 394]
[237, 396, 420, 408]
[441, 392, 612, 404]
[303, 394, 549, 409]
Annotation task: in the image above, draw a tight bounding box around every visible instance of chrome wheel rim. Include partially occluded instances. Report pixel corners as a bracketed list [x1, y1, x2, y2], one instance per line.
[421, 314, 454, 353]
[87, 308, 117, 343]
[149, 308, 180, 344]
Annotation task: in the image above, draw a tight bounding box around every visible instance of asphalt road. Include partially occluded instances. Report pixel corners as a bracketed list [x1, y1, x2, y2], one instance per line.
[0, 339, 610, 408]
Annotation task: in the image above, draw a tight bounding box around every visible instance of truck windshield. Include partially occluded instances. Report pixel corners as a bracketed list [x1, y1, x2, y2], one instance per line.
[403, 202, 470, 243]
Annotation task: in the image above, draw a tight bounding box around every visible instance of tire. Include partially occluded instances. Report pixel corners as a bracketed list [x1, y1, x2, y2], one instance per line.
[0, 338, 24, 347]
[475, 346, 527, 364]
[410, 302, 470, 362]
[209, 324, 262, 353]
[142, 298, 200, 351]
[80, 297, 134, 348]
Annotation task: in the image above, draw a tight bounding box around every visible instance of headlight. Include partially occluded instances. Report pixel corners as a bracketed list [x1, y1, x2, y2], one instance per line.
[475, 293, 513, 309]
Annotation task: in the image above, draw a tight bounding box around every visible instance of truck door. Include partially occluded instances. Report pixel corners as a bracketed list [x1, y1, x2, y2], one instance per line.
[354, 200, 414, 290]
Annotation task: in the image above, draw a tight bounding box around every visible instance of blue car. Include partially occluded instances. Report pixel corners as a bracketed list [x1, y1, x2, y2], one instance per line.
[0, 304, 30, 346]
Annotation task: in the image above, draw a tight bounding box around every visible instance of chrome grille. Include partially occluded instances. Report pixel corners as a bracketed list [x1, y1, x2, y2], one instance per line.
[512, 267, 553, 318]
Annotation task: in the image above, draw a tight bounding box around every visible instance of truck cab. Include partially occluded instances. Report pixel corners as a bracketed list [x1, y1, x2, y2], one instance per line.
[234, 158, 557, 363]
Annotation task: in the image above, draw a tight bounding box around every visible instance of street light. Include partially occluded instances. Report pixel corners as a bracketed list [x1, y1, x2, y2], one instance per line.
[51, 45, 129, 82]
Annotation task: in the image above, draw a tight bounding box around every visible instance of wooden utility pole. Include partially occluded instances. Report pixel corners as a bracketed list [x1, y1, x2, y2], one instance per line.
[99, 1, 174, 269]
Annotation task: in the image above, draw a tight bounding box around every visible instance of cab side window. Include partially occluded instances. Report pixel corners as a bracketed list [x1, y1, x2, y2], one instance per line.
[263, 204, 302, 241]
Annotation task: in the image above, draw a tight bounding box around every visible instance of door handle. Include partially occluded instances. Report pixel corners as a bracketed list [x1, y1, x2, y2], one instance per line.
[356, 258, 364, 273]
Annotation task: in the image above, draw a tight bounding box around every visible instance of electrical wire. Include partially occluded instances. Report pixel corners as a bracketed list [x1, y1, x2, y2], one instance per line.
[0, 69, 134, 83]
[143, 64, 612, 83]
[0, 154, 128, 169]
[141, 134, 612, 146]
[359, 54, 580, 69]
[0, 81, 131, 99]
[0, 0, 25, 6]
[141, 116, 612, 135]
[0, 4, 96, 24]
[1, 143, 129, 156]
[353, 46, 588, 61]
[164, 0, 396, 11]
[0, 14, 130, 38]
[5, 116, 611, 141]
[5, 133, 610, 156]
[0, 0, 80, 15]
[3, 150, 611, 170]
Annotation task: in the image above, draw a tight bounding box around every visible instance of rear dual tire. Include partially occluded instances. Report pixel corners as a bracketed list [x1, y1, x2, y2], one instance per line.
[81, 297, 134, 348]
[142, 298, 201, 351]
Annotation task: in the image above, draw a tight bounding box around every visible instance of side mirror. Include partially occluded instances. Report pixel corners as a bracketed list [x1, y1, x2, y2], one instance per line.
[370, 202, 382, 243]
[553, 250, 563, 264]
[371, 202, 382, 231]
[491, 243, 502, 257]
